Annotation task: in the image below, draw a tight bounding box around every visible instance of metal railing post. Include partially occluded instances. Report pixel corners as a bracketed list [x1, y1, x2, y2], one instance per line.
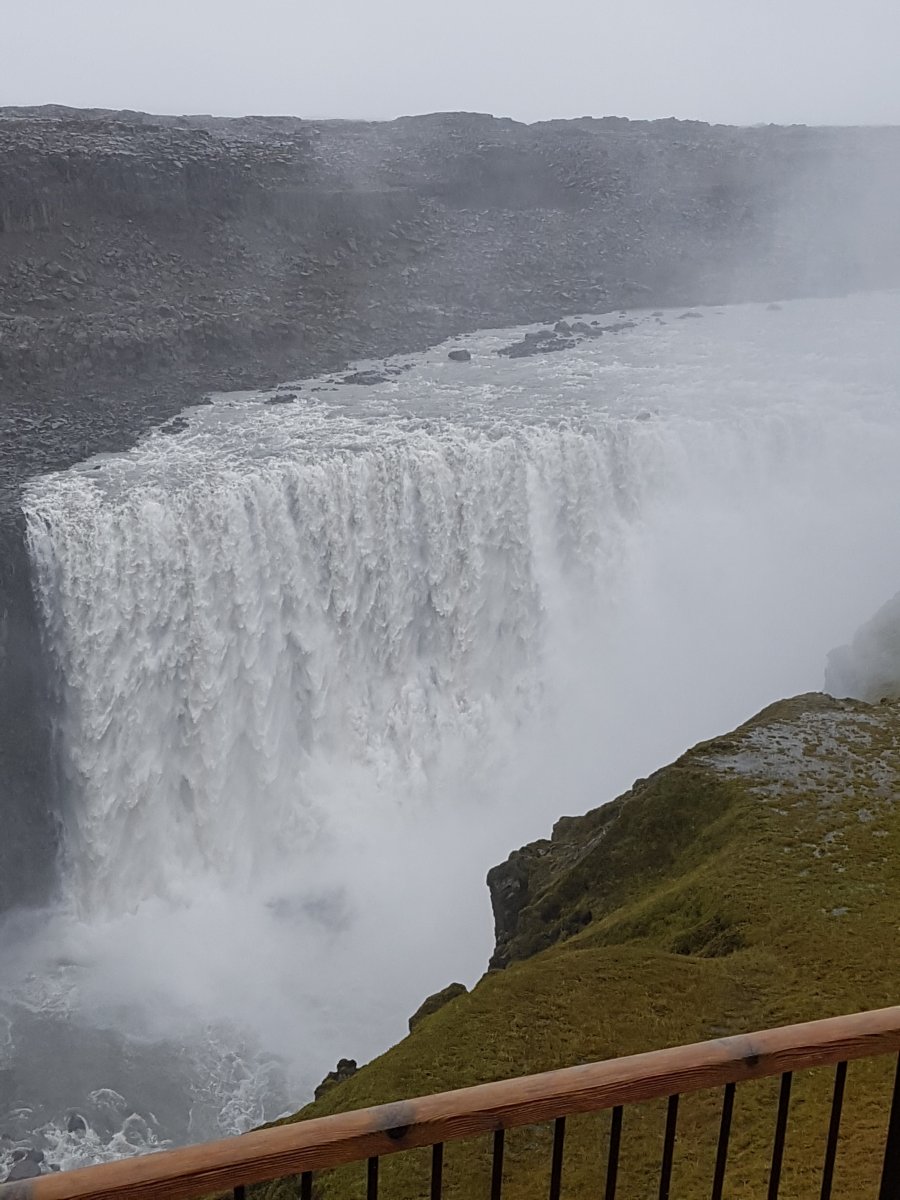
[879, 1053, 900, 1200]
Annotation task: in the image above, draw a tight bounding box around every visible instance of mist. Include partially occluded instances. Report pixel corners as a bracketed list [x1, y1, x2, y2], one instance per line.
[3, 0, 900, 125]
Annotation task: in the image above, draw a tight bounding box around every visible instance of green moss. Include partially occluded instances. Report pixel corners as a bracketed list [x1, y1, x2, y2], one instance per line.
[255, 695, 900, 1200]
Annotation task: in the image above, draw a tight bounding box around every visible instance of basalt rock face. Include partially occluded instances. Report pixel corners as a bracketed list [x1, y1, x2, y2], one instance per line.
[0, 512, 58, 912]
[313, 1058, 359, 1102]
[485, 772, 690, 970]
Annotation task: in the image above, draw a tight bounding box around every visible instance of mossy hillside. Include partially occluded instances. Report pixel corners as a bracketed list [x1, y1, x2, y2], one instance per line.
[256, 694, 900, 1200]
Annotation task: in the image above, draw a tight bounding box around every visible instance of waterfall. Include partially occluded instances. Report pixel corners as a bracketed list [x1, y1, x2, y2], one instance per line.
[24, 424, 639, 914]
[8, 292, 900, 1163]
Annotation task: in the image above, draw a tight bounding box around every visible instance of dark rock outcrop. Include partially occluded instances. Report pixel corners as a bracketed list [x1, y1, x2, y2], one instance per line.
[408, 982, 468, 1031]
[314, 1058, 358, 1102]
[0, 514, 58, 913]
[486, 806, 617, 970]
[3, 1149, 45, 1183]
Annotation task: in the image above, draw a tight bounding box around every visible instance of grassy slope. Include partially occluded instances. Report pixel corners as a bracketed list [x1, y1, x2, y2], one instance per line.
[256, 694, 900, 1200]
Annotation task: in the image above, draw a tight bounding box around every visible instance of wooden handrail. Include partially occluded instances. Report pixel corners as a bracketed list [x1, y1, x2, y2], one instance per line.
[3, 1005, 900, 1200]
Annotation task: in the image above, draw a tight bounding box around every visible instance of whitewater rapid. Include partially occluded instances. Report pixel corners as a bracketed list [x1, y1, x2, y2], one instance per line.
[5, 292, 900, 1168]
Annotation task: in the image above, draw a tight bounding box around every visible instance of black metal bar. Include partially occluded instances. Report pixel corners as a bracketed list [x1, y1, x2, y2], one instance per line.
[658, 1094, 679, 1200]
[604, 1106, 623, 1200]
[549, 1116, 566, 1200]
[767, 1071, 793, 1200]
[491, 1128, 505, 1200]
[233, 1189, 245, 1200]
[367, 1155, 379, 1200]
[819, 1061, 847, 1200]
[879, 1053, 900, 1200]
[710, 1081, 736, 1200]
[431, 1142, 444, 1200]
[300, 1173, 313, 1200]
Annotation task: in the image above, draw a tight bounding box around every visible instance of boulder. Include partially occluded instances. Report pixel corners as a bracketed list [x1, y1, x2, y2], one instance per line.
[5, 1148, 44, 1182]
[448, 349, 471, 362]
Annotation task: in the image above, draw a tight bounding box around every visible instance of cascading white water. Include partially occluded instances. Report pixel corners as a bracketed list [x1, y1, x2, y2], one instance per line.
[25, 426, 619, 914]
[6, 291, 900, 1168]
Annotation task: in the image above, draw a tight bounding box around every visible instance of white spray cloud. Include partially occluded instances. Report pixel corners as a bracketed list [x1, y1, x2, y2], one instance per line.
[826, 592, 900, 701]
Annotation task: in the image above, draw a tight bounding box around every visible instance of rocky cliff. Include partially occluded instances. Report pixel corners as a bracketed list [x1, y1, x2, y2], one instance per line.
[259, 693, 900, 1199]
[3, 109, 900, 500]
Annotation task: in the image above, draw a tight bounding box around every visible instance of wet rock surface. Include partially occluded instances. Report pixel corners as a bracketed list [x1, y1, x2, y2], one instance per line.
[340, 370, 391, 386]
[498, 330, 576, 358]
[3, 1149, 45, 1182]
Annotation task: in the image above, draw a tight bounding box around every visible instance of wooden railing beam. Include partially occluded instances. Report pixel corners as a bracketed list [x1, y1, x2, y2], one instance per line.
[3, 1005, 899, 1200]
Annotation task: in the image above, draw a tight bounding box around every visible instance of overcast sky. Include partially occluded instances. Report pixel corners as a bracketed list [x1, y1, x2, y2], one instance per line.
[2, 0, 899, 126]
